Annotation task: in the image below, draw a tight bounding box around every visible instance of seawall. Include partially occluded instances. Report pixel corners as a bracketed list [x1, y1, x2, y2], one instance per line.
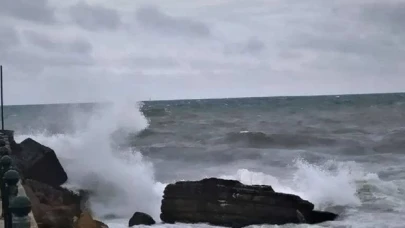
[0, 130, 38, 227]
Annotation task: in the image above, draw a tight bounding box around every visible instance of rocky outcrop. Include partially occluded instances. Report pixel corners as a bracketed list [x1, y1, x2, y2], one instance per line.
[129, 212, 156, 226]
[6, 134, 338, 228]
[5, 135, 85, 228]
[23, 179, 83, 228]
[0, 133, 110, 228]
[12, 138, 67, 187]
[22, 178, 108, 228]
[161, 178, 338, 227]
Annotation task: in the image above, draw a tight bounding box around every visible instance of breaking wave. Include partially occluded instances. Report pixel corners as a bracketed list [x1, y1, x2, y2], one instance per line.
[15, 101, 166, 222]
[12, 103, 404, 228]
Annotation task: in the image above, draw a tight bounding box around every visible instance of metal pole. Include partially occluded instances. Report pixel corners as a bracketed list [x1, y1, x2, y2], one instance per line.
[0, 65, 3, 130]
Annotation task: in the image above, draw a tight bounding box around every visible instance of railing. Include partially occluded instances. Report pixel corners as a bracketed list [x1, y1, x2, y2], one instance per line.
[0, 66, 35, 227]
[0, 139, 33, 228]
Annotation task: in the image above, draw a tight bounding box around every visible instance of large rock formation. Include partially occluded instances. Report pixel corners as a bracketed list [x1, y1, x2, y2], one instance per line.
[6, 136, 87, 228]
[161, 178, 338, 227]
[12, 138, 67, 187]
[23, 179, 83, 228]
[23, 179, 108, 228]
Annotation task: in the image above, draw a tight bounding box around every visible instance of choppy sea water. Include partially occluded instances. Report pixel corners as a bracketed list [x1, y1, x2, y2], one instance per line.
[5, 93, 405, 228]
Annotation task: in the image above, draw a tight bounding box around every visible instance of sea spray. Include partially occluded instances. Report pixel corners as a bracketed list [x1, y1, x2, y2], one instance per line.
[15, 101, 165, 222]
[9, 94, 405, 228]
[220, 158, 366, 210]
[290, 159, 362, 209]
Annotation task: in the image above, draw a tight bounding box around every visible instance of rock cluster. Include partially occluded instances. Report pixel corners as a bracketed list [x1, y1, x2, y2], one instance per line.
[8, 137, 108, 228]
[9, 136, 339, 228]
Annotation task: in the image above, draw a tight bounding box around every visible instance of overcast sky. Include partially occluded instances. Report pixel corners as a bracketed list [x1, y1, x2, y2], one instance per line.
[0, 0, 404, 104]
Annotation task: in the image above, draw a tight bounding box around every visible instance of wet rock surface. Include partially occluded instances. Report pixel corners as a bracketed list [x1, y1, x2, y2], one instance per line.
[161, 178, 338, 227]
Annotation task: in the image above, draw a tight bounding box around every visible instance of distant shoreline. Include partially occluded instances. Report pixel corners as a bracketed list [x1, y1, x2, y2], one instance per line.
[5, 91, 405, 107]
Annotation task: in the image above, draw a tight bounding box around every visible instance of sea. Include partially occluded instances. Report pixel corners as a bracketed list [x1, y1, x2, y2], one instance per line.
[5, 93, 405, 228]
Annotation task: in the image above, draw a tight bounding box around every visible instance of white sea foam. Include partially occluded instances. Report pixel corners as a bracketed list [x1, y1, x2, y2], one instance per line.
[220, 159, 364, 210]
[15, 101, 165, 222]
[14, 102, 405, 228]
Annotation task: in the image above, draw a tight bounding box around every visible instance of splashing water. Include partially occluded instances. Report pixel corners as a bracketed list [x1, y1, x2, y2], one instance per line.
[16, 101, 166, 222]
[221, 158, 366, 210]
[13, 101, 400, 228]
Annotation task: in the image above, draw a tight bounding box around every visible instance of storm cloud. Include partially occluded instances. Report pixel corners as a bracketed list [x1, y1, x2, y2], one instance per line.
[0, 0, 56, 24]
[135, 6, 211, 37]
[0, 26, 20, 49]
[0, 0, 404, 104]
[69, 2, 122, 31]
[24, 30, 93, 54]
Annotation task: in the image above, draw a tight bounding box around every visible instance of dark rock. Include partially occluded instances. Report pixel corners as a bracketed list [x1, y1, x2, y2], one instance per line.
[13, 138, 67, 187]
[41, 206, 75, 228]
[164, 178, 277, 202]
[160, 178, 338, 227]
[306, 210, 339, 224]
[129, 212, 156, 226]
[1, 134, 86, 228]
[24, 179, 82, 213]
[23, 179, 85, 228]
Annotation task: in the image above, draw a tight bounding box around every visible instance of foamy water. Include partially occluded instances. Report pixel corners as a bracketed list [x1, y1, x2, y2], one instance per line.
[16, 102, 165, 222]
[4, 0, 405, 226]
[13, 100, 405, 228]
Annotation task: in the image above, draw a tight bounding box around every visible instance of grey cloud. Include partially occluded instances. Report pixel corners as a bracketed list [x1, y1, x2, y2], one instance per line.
[289, 33, 403, 76]
[2, 48, 94, 76]
[223, 37, 266, 56]
[4, 49, 93, 66]
[308, 53, 402, 77]
[361, 2, 405, 35]
[23, 30, 58, 51]
[278, 50, 303, 59]
[242, 37, 266, 54]
[0, 26, 20, 49]
[135, 6, 211, 37]
[282, 1, 405, 66]
[69, 2, 122, 31]
[128, 56, 179, 67]
[23, 30, 92, 54]
[3, 0, 405, 104]
[0, 0, 56, 24]
[292, 33, 402, 59]
[68, 39, 92, 54]
[2, 29, 94, 76]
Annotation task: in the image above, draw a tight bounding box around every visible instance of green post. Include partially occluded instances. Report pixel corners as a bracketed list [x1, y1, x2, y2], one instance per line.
[0, 155, 12, 181]
[0, 155, 12, 219]
[4, 169, 19, 198]
[0, 146, 10, 156]
[4, 169, 20, 227]
[10, 196, 32, 228]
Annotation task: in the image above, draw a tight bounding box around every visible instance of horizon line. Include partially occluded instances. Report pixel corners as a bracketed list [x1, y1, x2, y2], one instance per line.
[5, 91, 405, 107]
